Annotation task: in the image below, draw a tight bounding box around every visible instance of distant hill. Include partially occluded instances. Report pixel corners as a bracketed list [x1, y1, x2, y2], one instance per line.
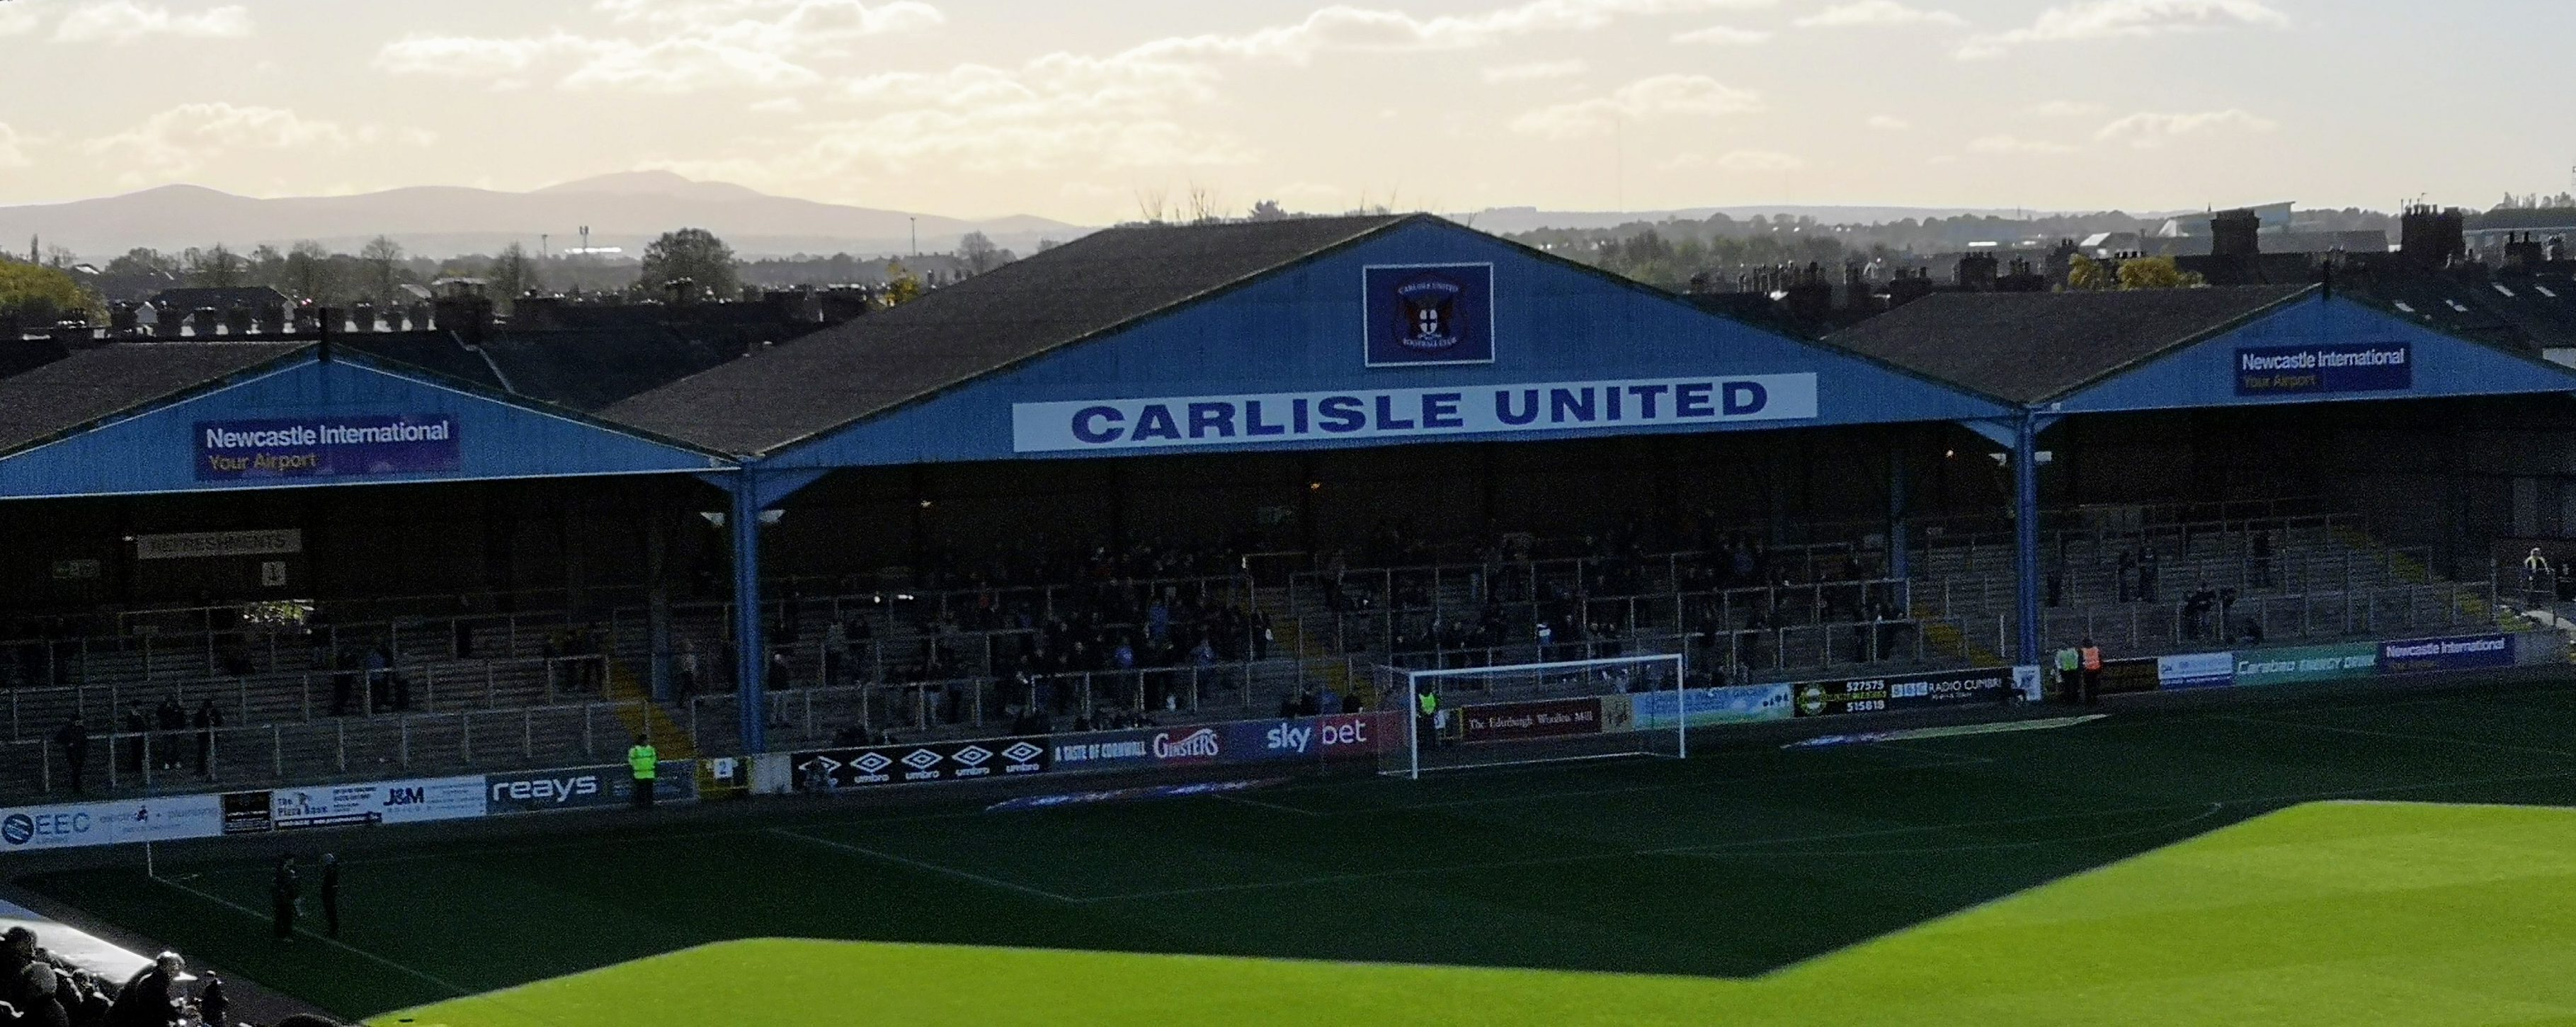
[0, 171, 1088, 259]
[1454, 205, 2199, 234]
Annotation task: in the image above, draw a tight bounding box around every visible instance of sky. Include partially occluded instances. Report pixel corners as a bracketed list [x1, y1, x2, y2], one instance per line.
[0, 0, 2568, 222]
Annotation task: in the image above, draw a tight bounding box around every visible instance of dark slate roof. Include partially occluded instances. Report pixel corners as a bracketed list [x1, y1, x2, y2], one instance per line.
[2335, 259, 2576, 354]
[338, 326, 756, 412]
[0, 341, 309, 455]
[1826, 285, 2313, 404]
[605, 214, 1416, 455]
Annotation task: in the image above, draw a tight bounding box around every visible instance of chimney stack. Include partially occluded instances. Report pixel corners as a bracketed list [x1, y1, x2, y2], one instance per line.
[2504, 232, 2547, 272]
[2211, 208, 2262, 283]
[2398, 205, 2468, 268]
[1955, 253, 2000, 290]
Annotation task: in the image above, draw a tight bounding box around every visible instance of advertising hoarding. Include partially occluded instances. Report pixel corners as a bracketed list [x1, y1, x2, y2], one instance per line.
[1794, 668, 2018, 717]
[2379, 634, 2513, 674]
[1457, 698, 1605, 742]
[791, 739, 1050, 790]
[2233, 644, 2377, 687]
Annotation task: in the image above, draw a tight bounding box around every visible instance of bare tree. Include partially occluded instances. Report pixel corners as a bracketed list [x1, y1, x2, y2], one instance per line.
[1134, 186, 1171, 225]
[1185, 182, 1225, 224]
[359, 235, 406, 302]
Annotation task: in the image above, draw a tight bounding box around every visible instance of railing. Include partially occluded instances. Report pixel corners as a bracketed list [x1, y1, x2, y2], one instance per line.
[2037, 581, 2496, 654]
[0, 654, 610, 742]
[4, 693, 659, 797]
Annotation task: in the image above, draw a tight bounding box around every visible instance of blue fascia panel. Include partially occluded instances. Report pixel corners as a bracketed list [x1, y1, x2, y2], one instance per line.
[768, 220, 2008, 470]
[0, 357, 729, 500]
[2049, 294, 2576, 416]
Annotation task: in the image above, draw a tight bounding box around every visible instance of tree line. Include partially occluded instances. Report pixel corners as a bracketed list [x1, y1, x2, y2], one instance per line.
[0, 227, 1030, 326]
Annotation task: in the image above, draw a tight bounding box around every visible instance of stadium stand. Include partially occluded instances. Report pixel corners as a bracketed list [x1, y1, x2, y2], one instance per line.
[2, 213, 2571, 802]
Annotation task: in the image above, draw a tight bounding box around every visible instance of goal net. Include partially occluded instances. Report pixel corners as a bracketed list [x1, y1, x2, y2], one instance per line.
[1381, 652, 1687, 779]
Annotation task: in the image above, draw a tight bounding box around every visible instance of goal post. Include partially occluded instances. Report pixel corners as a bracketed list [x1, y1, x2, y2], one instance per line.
[1389, 652, 1687, 779]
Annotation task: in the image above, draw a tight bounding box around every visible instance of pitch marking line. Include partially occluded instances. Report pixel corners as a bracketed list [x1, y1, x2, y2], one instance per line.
[2216, 715, 2576, 759]
[1248, 749, 1990, 819]
[151, 874, 479, 998]
[767, 827, 1093, 904]
[1077, 769, 2576, 904]
[1214, 793, 1329, 817]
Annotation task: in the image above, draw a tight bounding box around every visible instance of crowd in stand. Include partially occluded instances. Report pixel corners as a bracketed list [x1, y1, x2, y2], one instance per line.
[770, 540, 1271, 731]
[0, 931, 347, 1027]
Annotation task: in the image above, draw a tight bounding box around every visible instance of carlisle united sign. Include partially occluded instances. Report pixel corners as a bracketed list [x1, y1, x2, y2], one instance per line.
[1012, 375, 1819, 453]
[1365, 263, 1493, 367]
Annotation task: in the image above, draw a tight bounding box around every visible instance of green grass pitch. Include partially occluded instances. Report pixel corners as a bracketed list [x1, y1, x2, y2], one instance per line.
[26, 679, 2576, 1026]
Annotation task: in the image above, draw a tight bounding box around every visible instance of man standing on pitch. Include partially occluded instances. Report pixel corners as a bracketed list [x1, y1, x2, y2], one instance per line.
[628, 734, 659, 810]
[2078, 637, 2104, 706]
[270, 855, 300, 943]
[321, 853, 342, 939]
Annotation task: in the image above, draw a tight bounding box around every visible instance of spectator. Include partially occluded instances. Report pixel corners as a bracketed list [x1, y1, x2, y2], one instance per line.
[2, 926, 67, 1027]
[196, 975, 227, 1027]
[52, 717, 87, 794]
[191, 699, 221, 779]
[119, 703, 148, 778]
[676, 637, 700, 700]
[2524, 547, 2553, 603]
[2054, 645, 2081, 704]
[2138, 550, 2160, 603]
[153, 699, 186, 773]
[2251, 530, 2275, 588]
[363, 645, 390, 713]
[2116, 550, 2138, 603]
[329, 649, 357, 717]
[106, 951, 186, 1027]
[2079, 637, 2103, 706]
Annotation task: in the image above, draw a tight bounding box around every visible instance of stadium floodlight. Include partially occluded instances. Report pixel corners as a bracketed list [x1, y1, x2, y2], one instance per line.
[1384, 652, 1687, 780]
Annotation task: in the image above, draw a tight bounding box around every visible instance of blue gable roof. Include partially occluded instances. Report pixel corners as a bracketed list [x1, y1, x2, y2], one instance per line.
[764, 220, 2010, 470]
[0, 353, 728, 500]
[2050, 293, 2576, 415]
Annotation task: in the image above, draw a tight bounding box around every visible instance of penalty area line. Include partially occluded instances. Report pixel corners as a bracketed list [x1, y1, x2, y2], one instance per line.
[766, 828, 1093, 904]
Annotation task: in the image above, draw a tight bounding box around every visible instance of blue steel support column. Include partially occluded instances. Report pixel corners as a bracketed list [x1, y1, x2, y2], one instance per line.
[730, 472, 768, 755]
[2012, 412, 2042, 665]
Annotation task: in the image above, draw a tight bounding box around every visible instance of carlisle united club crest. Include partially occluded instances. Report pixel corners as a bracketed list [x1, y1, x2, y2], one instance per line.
[1394, 274, 1465, 352]
[1362, 262, 1492, 367]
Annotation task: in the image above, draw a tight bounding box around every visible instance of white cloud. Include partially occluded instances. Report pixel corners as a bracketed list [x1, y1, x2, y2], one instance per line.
[1672, 24, 1771, 44]
[2029, 100, 2107, 117]
[76, 103, 437, 185]
[374, 33, 603, 82]
[1134, 0, 1776, 62]
[751, 96, 808, 113]
[594, 0, 942, 48]
[1865, 114, 1910, 130]
[1665, 149, 1805, 171]
[1967, 134, 2076, 154]
[374, 0, 942, 93]
[1510, 74, 1761, 138]
[1483, 59, 1588, 81]
[654, 48, 1251, 186]
[53, 2, 251, 42]
[2094, 108, 2276, 148]
[81, 103, 351, 181]
[0, 123, 30, 169]
[1958, 0, 2286, 59]
[1796, 1, 1964, 28]
[0, 4, 45, 36]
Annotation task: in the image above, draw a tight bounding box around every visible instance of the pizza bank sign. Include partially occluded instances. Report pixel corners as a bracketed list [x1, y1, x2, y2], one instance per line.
[1013, 375, 1819, 453]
